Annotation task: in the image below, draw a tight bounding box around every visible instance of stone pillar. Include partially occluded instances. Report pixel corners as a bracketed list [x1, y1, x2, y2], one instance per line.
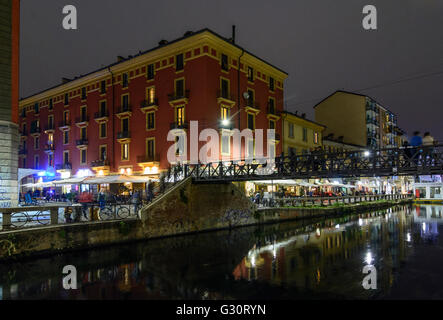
[0, 120, 19, 207]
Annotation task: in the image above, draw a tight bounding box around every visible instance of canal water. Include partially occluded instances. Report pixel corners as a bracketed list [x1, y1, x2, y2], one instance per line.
[1, 205, 442, 300]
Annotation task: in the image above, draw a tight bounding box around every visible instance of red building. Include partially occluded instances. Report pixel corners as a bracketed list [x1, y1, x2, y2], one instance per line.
[18, 29, 288, 180]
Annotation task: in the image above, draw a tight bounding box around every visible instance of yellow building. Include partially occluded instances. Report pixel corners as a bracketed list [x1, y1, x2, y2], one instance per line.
[314, 90, 404, 149]
[281, 111, 325, 156]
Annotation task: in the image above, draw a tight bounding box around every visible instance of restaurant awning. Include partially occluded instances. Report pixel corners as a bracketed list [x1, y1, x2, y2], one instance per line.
[252, 179, 299, 186]
[22, 181, 55, 188]
[83, 174, 158, 184]
[53, 177, 88, 185]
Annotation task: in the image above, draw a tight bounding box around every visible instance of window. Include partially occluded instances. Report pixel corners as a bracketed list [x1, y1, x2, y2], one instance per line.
[99, 145, 107, 160]
[48, 133, 53, 145]
[100, 100, 107, 115]
[221, 134, 230, 155]
[122, 118, 129, 133]
[122, 73, 128, 88]
[175, 135, 185, 155]
[146, 138, 155, 158]
[248, 67, 254, 82]
[122, 143, 129, 161]
[247, 89, 254, 106]
[288, 123, 294, 138]
[34, 136, 39, 150]
[100, 122, 107, 138]
[302, 128, 308, 142]
[34, 155, 39, 169]
[22, 158, 26, 168]
[48, 115, 54, 128]
[64, 93, 69, 105]
[63, 110, 69, 124]
[269, 119, 275, 130]
[269, 77, 275, 91]
[146, 111, 155, 130]
[221, 54, 229, 71]
[314, 132, 319, 144]
[268, 98, 275, 114]
[49, 99, 53, 110]
[247, 113, 255, 130]
[176, 54, 184, 71]
[176, 106, 185, 126]
[63, 151, 69, 165]
[175, 79, 184, 97]
[146, 87, 155, 104]
[221, 78, 229, 98]
[147, 64, 155, 80]
[63, 131, 69, 144]
[122, 94, 129, 109]
[100, 81, 106, 94]
[80, 149, 87, 164]
[80, 105, 87, 120]
[81, 87, 87, 100]
[221, 106, 229, 121]
[80, 127, 87, 140]
[34, 103, 39, 114]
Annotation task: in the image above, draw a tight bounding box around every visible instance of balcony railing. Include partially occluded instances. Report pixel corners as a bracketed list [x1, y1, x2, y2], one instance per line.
[75, 116, 89, 124]
[140, 98, 159, 108]
[94, 111, 109, 120]
[58, 120, 71, 128]
[137, 154, 160, 164]
[246, 100, 260, 110]
[55, 163, 72, 170]
[116, 105, 132, 115]
[168, 90, 190, 102]
[217, 90, 236, 102]
[170, 121, 189, 130]
[76, 139, 89, 146]
[30, 127, 41, 134]
[44, 144, 55, 152]
[44, 124, 55, 132]
[91, 159, 110, 168]
[117, 131, 131, 140]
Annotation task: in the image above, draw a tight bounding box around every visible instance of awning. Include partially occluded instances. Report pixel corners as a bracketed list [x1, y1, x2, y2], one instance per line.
[252, 179, 299, 186]
[84, 174, 158, 184]
[22, 181, 54, 188]
[53, 177, 88, 185]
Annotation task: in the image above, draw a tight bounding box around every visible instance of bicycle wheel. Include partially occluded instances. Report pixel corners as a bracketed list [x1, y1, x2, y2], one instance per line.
[99, 207, 114, 220]
[117, 206, 130, 219]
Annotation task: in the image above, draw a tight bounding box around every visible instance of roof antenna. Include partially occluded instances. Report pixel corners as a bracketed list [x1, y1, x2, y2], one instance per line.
[232, 25, 236, 44]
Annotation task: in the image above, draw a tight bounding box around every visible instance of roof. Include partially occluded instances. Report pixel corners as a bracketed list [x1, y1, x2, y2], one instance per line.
[21, 28, 288, 102]
[312, 90, 397, 116]
[281, 110, 326, 128]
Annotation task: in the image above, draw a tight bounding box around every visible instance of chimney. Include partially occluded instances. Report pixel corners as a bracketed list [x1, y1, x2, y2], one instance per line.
[117, 56, 125, 62]
[232, 25, 236, 44]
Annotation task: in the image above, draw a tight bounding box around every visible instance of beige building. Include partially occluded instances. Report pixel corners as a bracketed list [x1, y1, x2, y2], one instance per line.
[281, 111, 325, 156]
[314, 90, 404, 149]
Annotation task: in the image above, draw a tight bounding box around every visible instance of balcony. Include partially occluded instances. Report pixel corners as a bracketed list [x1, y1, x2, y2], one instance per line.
[217, 90, 236, 106]
[267, 103, 280, 118]
[117, 131, 131, 142]
[56, 163, 72, 171]
[58, 120, 71, 131]
[30, 127, 41, 136]
[44, 144, 55, 154]
[20, 130, 27, 139]
[218, 121, 234, 130]
[140, 98, 159, 113]
[137, 154, 160, 165]
[91, 159, 110, 168]
[116, 105, 132, 118]
[366, 117, 379, 127]
[75, 115, 89, 127]
[170, 121, 189, 130]
[245, 100, 260, 113]
[76, 139, 89, 148]
[168, 90, 190, 104]
[94, 111, 109, 122]
[44, 124, 55, 134]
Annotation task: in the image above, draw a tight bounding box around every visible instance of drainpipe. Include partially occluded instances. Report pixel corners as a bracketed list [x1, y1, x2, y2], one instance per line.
[108, 66, 115, 172]
[237, 49, 244, 130]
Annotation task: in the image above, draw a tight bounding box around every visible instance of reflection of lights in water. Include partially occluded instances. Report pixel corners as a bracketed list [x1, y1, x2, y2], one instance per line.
[406, 233, 411, 242]
[251, 255, 256, 267]
[316, 228, 321, 236]
[273, 248, 276, 259]
[365, 252, 373, 264]
[359, 219, 363, 226]
[335, 224, 340, 229]
[422, 222, 426, 232]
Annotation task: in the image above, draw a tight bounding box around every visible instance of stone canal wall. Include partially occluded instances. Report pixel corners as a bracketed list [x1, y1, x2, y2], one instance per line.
[0, 179, 413, 261]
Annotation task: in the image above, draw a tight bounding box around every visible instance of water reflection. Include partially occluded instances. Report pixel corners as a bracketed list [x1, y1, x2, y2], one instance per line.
[0, 205, 442, 299]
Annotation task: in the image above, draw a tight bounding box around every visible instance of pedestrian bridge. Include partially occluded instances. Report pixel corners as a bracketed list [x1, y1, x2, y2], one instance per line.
[169, 145, 443, 182]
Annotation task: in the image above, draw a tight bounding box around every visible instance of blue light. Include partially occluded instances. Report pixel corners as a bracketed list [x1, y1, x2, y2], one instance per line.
[37, 171, 46, 177]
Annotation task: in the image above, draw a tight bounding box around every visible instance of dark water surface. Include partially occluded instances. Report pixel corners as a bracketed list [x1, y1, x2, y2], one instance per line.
[1, 205, 443, 300]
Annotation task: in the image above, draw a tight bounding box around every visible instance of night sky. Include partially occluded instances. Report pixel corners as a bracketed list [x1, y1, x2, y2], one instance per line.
[20, 0, 443, 140]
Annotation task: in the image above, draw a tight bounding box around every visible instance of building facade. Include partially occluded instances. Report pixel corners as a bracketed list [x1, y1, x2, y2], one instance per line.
[314, 90, 403, 150]
[281, 111, 325, 156]
[0, 0, 20, 207]
[18, 29, 287, 180]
